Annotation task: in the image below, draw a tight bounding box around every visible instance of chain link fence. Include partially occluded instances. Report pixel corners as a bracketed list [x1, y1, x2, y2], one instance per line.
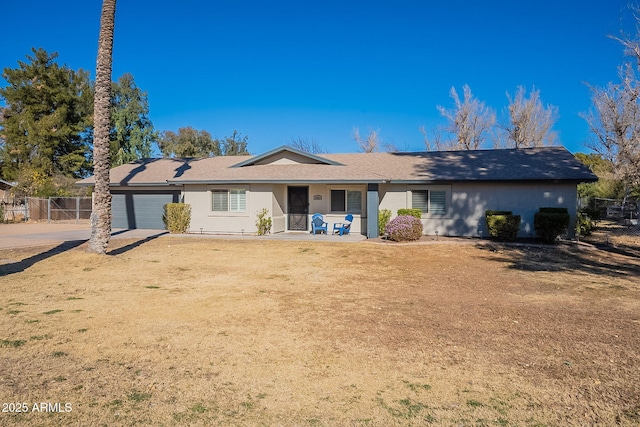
[26, 197, 92, 223]
[590, 197, 639, 236]
[1, 197, 92, 223]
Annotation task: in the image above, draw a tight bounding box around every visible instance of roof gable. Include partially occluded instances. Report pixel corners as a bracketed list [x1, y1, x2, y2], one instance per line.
[231, 145, 343, 167]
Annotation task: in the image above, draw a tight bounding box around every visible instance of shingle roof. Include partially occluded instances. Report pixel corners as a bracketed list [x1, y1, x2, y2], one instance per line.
[0, 179, 17, 190]
[76, 146, 597, 186]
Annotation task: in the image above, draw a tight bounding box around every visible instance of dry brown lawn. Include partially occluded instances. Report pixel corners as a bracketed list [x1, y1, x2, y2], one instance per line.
[0, 234, 639, 426]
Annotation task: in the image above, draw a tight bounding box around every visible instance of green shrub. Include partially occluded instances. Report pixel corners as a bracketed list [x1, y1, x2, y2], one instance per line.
[484, 210, 512, 216]
[485, 211, 521, 241]
[163, 203, 191, 233]
[0, 203, 4, 224]
[576, 211, 596, 236]
[255, 208, 272, 235]
[385, 215, 423, 242]
[378, 209, 392, 236]
[534, 207, 570, 243]
[580, 206, 601, 221]
[397, 208, 422, 219]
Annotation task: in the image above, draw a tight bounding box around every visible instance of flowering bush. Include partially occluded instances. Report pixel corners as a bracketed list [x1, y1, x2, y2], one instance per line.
[385, 215, 423, 242]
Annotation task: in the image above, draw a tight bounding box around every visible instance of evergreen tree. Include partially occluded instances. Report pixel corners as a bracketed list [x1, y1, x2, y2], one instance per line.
[159, 128, 250, 157]
[159, 127, 220, 157]
[0, 48, 92, 194]
[110, 73, 157, 166]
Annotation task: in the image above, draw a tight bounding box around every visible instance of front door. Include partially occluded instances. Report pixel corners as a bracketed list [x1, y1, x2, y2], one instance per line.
[288, 186, 308, 230]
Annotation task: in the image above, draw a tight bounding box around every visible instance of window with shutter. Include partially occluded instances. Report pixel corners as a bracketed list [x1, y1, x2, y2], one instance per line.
[212, 189, 246, 212]
[347, 190, 362, 213]
[412, 190, 429, 213]
[230, 189, 246, 212]
[212, 190, 228, 212]
[430, 190, 447, 215]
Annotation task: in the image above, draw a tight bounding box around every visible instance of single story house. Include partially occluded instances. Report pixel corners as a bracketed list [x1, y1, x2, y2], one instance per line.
[77, 145, 597, 238]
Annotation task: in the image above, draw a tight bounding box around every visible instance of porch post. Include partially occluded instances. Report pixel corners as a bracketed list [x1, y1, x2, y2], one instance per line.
[367, 183, 379, 238]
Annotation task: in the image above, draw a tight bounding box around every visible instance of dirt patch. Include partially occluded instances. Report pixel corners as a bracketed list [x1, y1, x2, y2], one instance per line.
[0, 237, 639, 426]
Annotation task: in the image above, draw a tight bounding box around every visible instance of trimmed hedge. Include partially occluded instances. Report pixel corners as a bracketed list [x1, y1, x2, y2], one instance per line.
[385, 215, 423, 242]
[397, 208, 422, 219]
[534, 207, 570, 243]
[163, 203, 191, 233]
[485, 210, 513, 216]
[485, 210, 521, 241]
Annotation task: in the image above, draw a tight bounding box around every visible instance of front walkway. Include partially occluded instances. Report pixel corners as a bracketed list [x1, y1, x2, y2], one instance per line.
[0, 222, 367, 249]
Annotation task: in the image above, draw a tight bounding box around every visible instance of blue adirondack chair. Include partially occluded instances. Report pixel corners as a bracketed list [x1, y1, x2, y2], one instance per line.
[333, 214, 353, 236]
[311, 213, 328, 235]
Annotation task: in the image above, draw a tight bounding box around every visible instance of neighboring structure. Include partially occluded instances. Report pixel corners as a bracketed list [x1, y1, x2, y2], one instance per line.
[77, 145, 598, 238]
[0, 179, 16, 202]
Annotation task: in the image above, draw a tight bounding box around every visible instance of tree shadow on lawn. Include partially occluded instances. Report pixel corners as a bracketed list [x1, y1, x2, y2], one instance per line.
[107, 232, 168, 256]
[0, 240, 87, 277]
[475, 241, 640, 279]
[0, 232, 168, 277]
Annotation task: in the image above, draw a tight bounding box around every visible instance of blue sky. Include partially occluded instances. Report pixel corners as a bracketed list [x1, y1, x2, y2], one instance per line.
[0, 0, 633, 155]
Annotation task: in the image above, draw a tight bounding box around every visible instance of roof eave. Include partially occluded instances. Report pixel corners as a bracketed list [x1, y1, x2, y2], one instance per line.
[388, 177, 599, 184]
[166, 179, 384, 185]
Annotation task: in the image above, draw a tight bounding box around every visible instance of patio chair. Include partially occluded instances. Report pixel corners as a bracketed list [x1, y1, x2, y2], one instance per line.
[311, 213, 328, 235]
[333, 214, 353, 236]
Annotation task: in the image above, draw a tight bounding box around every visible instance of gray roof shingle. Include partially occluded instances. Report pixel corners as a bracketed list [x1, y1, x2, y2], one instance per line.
[76, 146, 597, 186]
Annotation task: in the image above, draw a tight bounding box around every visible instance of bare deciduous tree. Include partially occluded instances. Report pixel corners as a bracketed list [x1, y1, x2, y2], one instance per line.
[436, 85, 496, 150]
[501, 86, 559, 148]
[352, 127, 380, 153]
[609, 5, 640, 68]
[581, 65, 640, 201]
[419, 126, 446, 151]
[290, 137, 327, 154]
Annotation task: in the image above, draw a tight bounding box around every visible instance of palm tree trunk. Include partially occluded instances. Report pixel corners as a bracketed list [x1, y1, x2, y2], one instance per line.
[88, 0, 117, 254]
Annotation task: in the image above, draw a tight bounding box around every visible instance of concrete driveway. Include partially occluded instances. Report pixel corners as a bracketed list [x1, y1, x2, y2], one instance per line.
[0, 222, 167, 249]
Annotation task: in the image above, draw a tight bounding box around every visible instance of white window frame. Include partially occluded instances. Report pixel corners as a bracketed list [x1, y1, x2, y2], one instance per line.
[210, 187, 248, 215]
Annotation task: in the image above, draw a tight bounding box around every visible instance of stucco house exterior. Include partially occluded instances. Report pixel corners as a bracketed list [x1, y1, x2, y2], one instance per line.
[77, 145, 597, 238]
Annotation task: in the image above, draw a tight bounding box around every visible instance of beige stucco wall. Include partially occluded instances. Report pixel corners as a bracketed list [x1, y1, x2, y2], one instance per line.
[380, 182, 578, 238]
[184, 184, 259, 234]
[183, 183, 368, 235]
[271, 185, 286, 233]
[308, 184, 367, 234]
[181, 181, 577, 238]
